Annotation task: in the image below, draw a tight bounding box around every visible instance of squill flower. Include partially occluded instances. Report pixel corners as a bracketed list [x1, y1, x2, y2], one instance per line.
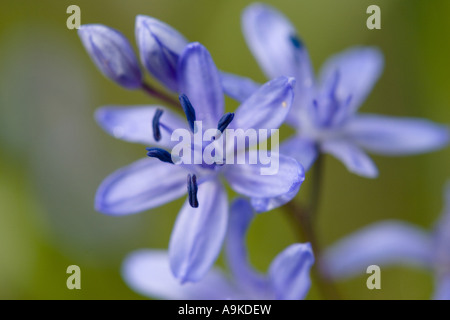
[322, 182, 450, 300]
[134, 14, 263, 99]
[95, 42, 304, 283]
[233, 3, 449, 178]
[122, 198, 314, 300]
[78, 24, 143, 89]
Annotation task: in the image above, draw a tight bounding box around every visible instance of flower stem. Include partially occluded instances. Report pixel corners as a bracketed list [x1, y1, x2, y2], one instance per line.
[141, 82, 181, 109]
[283, 154, 341, 300]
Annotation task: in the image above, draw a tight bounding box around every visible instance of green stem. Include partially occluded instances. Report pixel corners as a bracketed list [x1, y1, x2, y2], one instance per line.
[141, 82, 181, 109]
[283, 154, 340, 300]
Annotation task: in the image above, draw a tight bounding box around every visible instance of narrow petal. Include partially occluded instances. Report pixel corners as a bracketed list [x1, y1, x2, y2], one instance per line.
[345, 114, 450, 155]
[78, 24, 142, 89]
[232, 76, 295, 132]
[219, 71, 260, 102]
[279, 136, 318, 171]
[321, 139, 378, 178]
[268, 243, 315, 300]
[122, 250, 237, 300]
[135, 15, 188, 92]
[224, 151, 304, 198]
[242, 3, 314, 88]
[250, 184, 300, 214]
[322, 221, 433, 279]
[225, 199, 267, 293]
[433, 276, 450, 300]
[95, 158, 187, 215]
[95, 106, 187, 147]
[318, 47, 384, 118]
[169, 180, 228, 283]
[177, 43, 224, 129]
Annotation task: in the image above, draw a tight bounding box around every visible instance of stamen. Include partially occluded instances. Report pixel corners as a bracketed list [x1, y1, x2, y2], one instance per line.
[146, 147, 174, 164]
[152, 108, 164, 141]
[186, 174, 199, 208]
[289, 34, 302, 50]
[217, 112, 234, 133]
[179, 94, 196, 133]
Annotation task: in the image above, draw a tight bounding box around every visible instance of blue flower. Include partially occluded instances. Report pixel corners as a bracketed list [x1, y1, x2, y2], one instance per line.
[78, 24, 143, 89]
[134, 14, 266, 99]
[232, 3, 449, 178]
[122, 198, 314, 300]
[135, 15, 188, 92]
[322, 182, 450, 300]
[95, 42, 304, 283]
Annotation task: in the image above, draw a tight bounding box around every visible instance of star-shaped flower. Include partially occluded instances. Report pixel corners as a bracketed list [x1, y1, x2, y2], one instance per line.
[230, 3, 449, 178]
[94, 42, 304, 283]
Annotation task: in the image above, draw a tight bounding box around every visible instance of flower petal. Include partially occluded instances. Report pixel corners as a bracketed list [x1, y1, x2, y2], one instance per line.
[250, 184, 301, 214]
[122, 249, 237, 300]
[268, 243, 314, 300]
[318, 47, 383, 118]
[345, 114, 450, 155]
[242, 3, 314, 88]
[226, 199, 267, 293]
[78, 24, 142, 89]
[322, 221, 433, 279]
[177, 43, 224, 129]
[95, 158, 187, 215]
[433, 276, 450, 300]
[169, 180, 228, 283]
[321, 139, 378, 178]
[232, 76, 295, 132]
[135, 15, 188, 92]
[95, 106, 187, 147]
[224, 151, 304, 198]
[219, 71, 260, 102]
[279, 136, 318, 171]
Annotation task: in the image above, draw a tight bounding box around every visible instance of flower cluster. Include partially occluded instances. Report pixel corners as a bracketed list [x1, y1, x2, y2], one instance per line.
[78, 3, 449, 299]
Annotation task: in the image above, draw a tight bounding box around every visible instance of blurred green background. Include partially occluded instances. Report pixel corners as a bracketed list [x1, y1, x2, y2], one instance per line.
[0, 0, 449, 299]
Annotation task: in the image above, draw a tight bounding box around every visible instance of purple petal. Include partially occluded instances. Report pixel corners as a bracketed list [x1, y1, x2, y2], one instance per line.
[279, 136, 318, 171]
[177, 43, 224, 129]
[225, 199, 267, 292]
[268, 243, 314, 300]
[135, 15, 188, 92]
[345, 114, 450, 155]
[318, 47, 384, 119]
[321, 139, 378, 178]
[242, 3, 314, 88]
[122, 249, 238, 300]
[250, 184, 301, 213]
[322, 221, 433, 279]
[169, 180, 228, 283]
[219, 71, 260, 102]
[232, 77, 295, 132]
[224, 151, 304, 198]
[78, 24, 142, 89]
[242, 3, 314, 128]
[433, 276, 450, 300]
[95, 106, 187, 147]
[95, 158, 187, 215]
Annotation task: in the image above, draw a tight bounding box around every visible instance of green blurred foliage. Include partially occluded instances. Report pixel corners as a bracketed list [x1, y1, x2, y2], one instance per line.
[0, 0, 448, 299]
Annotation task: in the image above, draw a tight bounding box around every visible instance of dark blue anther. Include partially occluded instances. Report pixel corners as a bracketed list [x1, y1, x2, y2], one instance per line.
[152, 108, 164, 141]
[217, 112, 234, 133]
[179, 94, 196, 133]
[289, 34, 302, 50]
[187, 174, 199, 208]
[146, 147, 174, 164]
